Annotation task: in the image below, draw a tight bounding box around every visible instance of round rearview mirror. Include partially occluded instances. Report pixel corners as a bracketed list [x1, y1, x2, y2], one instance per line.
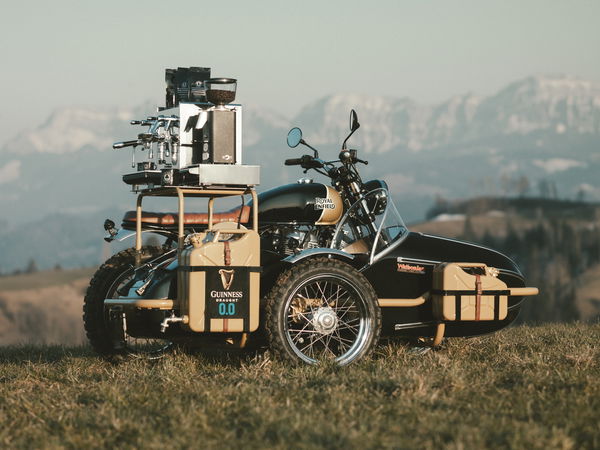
[287, 127, 303, 148]
[349, 109, 360, 132]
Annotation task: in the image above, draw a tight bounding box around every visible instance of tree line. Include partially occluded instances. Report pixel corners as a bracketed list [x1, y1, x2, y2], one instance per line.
[461, 216, 600, 323]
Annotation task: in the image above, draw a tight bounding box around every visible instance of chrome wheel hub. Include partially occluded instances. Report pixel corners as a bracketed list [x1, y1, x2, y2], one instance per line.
[312, 306, 338, 335]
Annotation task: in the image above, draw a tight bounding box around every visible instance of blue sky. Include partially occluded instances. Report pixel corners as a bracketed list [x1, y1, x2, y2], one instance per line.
[0, 0, 598, 139]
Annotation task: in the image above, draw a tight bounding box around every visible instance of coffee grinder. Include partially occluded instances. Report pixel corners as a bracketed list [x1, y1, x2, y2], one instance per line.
[198, 78, 238, 164]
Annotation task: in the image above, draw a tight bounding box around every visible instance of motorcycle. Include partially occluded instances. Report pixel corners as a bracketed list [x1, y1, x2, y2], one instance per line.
[84, 110, 538, 365]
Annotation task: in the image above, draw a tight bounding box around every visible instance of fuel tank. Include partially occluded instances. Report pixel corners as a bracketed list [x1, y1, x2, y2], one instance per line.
[255, 183, 343, 225]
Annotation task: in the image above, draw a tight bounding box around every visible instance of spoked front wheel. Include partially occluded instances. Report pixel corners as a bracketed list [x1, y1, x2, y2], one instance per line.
[266, 258, 381, 365]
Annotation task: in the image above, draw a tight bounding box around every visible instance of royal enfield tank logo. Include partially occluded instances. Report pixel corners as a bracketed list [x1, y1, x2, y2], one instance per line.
[218, 269, 235, 290]
[314, 197, 336, 210]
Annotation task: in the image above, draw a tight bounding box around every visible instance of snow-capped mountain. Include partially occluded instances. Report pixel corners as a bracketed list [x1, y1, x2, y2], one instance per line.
[466, 76, 600, 138]
[2, 74, 600, 271]
[5, 103, 151, 155]
[293, 94, 427, 153]
[292, 75, 600, 153]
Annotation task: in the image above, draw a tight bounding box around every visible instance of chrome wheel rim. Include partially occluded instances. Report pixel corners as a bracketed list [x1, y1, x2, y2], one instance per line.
[283, 273, 372, 365]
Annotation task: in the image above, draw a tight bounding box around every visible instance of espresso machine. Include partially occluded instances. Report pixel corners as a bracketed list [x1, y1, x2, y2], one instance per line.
[115, 67, 259, 190]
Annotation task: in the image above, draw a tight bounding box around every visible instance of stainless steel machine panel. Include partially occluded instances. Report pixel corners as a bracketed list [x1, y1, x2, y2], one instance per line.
[208, 109, 236, 164]
[188, 164, 260, 186]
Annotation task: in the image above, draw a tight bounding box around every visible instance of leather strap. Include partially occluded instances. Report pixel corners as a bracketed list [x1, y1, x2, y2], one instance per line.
[475, 274, 482, 321]
[224, 241, 231, 266]
[223, 241, 232, 331]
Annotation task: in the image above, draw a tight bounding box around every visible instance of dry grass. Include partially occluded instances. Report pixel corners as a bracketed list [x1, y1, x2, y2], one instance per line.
[0, 268, 95, 292]
[0, 273, 89, 345]
[575, 264, 600, 321]
[0, 283, 87, 346]
[0, 323, 598, 449]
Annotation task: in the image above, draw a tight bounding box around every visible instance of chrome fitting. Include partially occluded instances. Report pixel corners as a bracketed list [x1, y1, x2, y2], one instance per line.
[160, 313, 187, 333]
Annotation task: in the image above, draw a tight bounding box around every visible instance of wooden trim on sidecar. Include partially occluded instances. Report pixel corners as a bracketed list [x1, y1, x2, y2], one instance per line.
[104, 298, 176, 310]
[378, 287, 538, 309]
[378, 297, 427, 307]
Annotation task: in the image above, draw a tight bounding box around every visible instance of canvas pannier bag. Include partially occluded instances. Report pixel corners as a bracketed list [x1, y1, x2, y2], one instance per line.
[432, 263, 509, 321]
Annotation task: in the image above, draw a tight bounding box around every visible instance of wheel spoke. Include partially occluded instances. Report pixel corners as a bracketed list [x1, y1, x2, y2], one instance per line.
[279, 266, 378, 365]
[324, 340, 337, 358]
[338, 316, 360, 326]
[333, 284, 342, 305]
[315, 281, 328, 306]
[337, 322, 359, 336]
[288, 318, 316, 339]
[337, 304, 359, 322]
[326, 329, 353, 356]
[335, 294, 353, 313]
[331, 332, 355, 345]
[288, 328, 322, 334]
[323, 332, 336, 356]
[299, 331, 327, 354]
[331, 305, 357, 315]
[287, 309, 312, 324]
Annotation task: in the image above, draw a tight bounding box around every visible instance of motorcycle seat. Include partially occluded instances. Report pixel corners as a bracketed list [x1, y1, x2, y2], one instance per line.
[121, 205, 251, 227]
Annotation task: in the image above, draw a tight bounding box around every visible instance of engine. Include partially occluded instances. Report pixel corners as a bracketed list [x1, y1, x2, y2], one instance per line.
[261, 225, 334, 256]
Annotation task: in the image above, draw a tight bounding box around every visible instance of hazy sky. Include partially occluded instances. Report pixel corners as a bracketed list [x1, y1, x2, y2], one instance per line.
[0, 0, 599, 139]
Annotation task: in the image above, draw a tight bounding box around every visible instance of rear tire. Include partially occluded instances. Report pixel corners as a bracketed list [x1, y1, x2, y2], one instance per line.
[83, 246, 172, 358]
[265, 257, 381, 365]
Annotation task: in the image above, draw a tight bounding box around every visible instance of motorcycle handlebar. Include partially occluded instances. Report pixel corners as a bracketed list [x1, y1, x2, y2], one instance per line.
[303, 157, 323, 169]
[285, 158, 303, 166]
[285, 155, 325, 169]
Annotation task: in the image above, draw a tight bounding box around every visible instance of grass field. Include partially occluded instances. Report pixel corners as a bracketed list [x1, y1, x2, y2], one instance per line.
[0, 323, 598, 449]
[0, 268, 95, 292]
[0, 269, 93, 345]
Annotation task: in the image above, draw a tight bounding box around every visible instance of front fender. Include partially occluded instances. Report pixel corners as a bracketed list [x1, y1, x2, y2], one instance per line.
[104, 228, 172, 243]
[283, 248, 356, 265]
[104, 228, 137, 243]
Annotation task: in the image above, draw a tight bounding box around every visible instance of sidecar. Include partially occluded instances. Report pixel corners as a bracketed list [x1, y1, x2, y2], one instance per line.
[273, 186, 538, 357]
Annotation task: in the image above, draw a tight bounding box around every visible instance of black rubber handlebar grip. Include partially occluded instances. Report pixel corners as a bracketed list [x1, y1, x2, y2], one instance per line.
[285, 158, 303, 166]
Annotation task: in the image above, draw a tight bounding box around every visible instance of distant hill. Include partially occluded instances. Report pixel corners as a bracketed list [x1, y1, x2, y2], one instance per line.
[425, 196, 600, 219]
[0, 208, 124, 273]
[414, 196, 600, 238]
[3, 74, 600, 270]
[0, 267, 94, 345]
